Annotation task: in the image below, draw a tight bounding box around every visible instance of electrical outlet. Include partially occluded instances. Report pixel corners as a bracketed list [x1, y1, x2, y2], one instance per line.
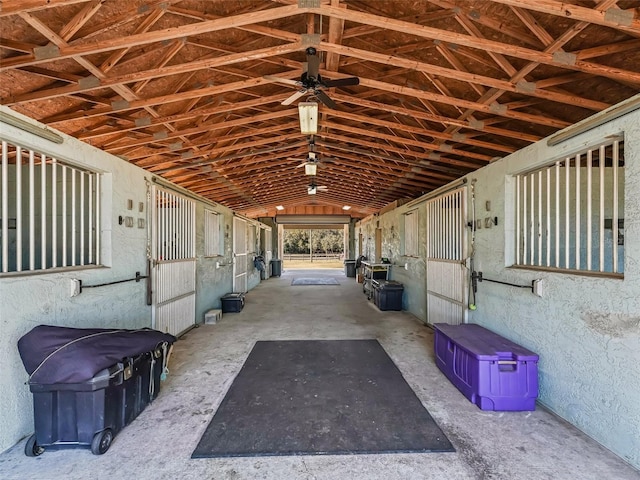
[70, 279, 81, 297]
[532, 279, 544, 297]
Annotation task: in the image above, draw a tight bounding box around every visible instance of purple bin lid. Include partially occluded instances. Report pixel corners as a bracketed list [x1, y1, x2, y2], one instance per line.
[434, 323, 539, 361]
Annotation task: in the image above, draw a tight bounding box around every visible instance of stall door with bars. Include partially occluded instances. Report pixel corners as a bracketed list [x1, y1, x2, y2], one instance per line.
[150, 185, 196, 336]
[426, 187, 468, 326]
[233, 216, 247, 293]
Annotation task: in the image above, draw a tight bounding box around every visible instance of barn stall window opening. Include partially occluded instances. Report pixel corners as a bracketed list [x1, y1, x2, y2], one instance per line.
[1, 140, 100, 274]
[514, 138, 624, 275]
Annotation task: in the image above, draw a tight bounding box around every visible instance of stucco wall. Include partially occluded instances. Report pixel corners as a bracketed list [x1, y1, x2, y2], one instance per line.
[466, 106, 640, 469]
[0, 108, 156, 452]
[358, 101, 640, 469]
[0, 107, 271, 453]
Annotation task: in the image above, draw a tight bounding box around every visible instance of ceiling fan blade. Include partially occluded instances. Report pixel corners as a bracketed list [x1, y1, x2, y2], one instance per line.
[263, 75, 299, 87]
[306, 50, 320, 79]
[315, 90, 337, 109]
[317, 185, 328, 191]
[323, 77, 360, 88]
[282, 90, 307, 105]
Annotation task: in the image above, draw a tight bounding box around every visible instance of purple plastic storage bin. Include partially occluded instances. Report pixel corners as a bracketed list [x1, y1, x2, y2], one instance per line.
[433, 323, 539, 411]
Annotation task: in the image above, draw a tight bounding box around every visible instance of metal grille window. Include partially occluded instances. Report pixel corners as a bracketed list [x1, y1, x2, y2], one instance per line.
[1, 140, 100, 274]
[515, 138, 624, 275]
[426, 188, 465, 261]
[404, 210, 418, 256]
[247, 225, 257, 253]
[204, 209, 222, 257]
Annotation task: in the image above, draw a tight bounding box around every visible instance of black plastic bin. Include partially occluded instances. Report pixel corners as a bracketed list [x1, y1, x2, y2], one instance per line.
[373, 280, 404, 311]
[344, 259, 356, 278]
[270, 259, 282, 277]
[221, 292, 245, 312]
[27, 350, 164, 456]
[18, 325, 175, 456]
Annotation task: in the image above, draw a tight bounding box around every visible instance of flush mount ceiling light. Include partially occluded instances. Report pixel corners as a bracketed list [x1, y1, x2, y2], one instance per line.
[298, 101, 318, 135]
[276, 205, 284, 210]
[342, 205, 351, 210]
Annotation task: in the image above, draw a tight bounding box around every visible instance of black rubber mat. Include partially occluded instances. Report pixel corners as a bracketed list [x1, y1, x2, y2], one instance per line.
[291, 277, 340, 285]
[191, 340, 454, 458]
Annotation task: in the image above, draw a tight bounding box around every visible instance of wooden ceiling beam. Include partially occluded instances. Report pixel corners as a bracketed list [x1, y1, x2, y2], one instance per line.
[323, 121, 493, 162]
[3, 43, 302, 105]
[154, 140, 308, 175]
[100, 7, 168, 74]
[356, 77, 569, 128]
[320, 41, 610, 111]
[316, 5, 640, 85]
[0, 4, 306, 70]
[486, 0, 640, 35]
[317, 130, 483, 171]
[318, 140, 468, 177]
[573, 38, 640, 61]
[72, 93, 291, 136]
[58, 0, 103, 42]
[324, 0, 346, 72]
[167, 5, 301, 43]
[330, 92, 539, 142]
[102, 109, 295, 152]
[328, 109, 515, 154]
[0, 0, 92, 17]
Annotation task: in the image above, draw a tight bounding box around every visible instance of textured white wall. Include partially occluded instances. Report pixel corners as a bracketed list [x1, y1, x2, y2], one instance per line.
[0, 107, 152, 453]
[466, 105, 640, 469]
[0, 107, 270, 453]
[355, 99, 640, 469]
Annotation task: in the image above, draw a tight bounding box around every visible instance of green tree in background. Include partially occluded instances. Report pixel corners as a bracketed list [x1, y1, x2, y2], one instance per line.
[283, 229, 344, 254]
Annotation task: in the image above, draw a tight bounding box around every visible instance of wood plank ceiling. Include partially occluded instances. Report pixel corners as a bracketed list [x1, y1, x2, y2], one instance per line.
[1, 0, 639, 219]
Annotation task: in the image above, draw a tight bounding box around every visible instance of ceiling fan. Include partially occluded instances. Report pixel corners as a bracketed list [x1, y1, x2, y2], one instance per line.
[291, 151, 335, 170]
[267, 47, 359, 109]
[307, 181, 328, 195]
[289, 138, 334, 171]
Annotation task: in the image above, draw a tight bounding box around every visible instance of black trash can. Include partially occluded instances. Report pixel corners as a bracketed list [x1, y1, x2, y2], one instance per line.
[344, 259, 356, 277]
[17, 325, 175, 456]
[270, 259, 282, 277]
[372, 280, 404, 311]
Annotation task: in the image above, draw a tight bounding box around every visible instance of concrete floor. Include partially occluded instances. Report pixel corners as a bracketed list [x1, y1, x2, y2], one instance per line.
[1, 268, 638, 480]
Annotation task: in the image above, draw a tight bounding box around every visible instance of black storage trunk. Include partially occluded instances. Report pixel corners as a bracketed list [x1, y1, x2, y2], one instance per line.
[373, 280, 404, 311]
[221, 293, 245, 313]
[18, 325, 175, 456]
[29, 350, 164, 455]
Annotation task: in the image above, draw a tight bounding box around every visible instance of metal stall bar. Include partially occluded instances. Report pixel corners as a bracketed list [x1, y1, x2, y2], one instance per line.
[599, 145, 605, 271]
[612, 141, 619, 273]
[15, 146, 22, 272]
[1, 142, 7, 273]
[40, 154, 46, 269]
[575, 153, 581, 270]
[29, 149, 35, 270]
[586, 150, 592, 270]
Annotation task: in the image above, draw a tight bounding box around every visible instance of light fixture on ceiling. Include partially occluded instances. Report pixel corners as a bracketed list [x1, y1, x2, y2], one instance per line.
[298, 101, 318, 135]
[0, 111, 64, 144]
[308, 185, 317, 195]
[275, 205, 284, 211]
[304, 163, 317, 175]
[342, 205, 351, 210]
